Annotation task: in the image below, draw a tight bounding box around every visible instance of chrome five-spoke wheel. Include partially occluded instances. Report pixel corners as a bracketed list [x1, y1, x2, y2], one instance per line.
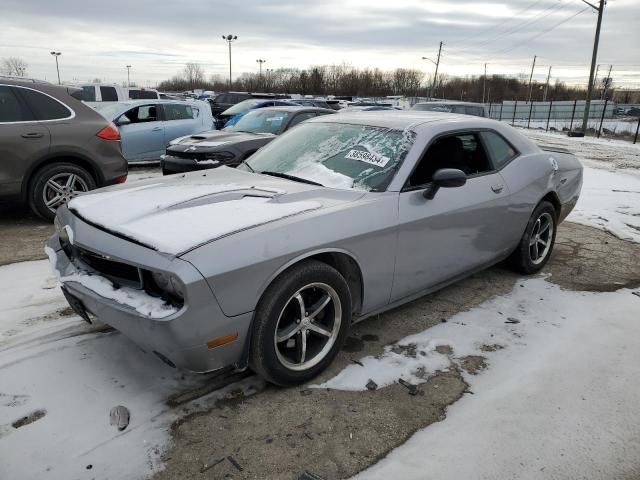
[529, 212, 554, 264]
[274, 283, 342, 371]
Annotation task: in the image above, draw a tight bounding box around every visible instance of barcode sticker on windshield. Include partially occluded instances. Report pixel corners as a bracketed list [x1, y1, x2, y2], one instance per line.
[344, 149, 390, 168]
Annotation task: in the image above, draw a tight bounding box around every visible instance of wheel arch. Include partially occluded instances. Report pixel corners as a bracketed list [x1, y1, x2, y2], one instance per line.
[22, 153, 102, 201]
[540, 191, 561, 218]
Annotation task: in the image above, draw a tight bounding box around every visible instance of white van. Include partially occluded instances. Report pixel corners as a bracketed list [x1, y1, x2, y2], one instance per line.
[78, 83, 128, 102]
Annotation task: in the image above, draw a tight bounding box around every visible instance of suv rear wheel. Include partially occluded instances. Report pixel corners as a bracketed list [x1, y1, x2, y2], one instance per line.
[30, 163, 95, 221]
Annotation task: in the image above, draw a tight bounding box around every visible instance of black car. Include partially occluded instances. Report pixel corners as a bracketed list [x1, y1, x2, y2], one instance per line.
[161, 106, 335, 175]
[207, 92, 291, 118]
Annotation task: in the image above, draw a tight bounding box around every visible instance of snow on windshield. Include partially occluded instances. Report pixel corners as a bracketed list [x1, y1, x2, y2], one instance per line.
[246, 123, 417, 191]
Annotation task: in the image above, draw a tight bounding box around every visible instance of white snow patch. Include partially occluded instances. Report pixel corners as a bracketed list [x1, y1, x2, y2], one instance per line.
[567, 166, 640, 243]
[109, 196, 322, 254]
[61, 270, 178, 319]
[351, 279, 640, 479]
[0, 260, 70, 349]
[290, 162, 356, 190]
[68, 183, 251, 227]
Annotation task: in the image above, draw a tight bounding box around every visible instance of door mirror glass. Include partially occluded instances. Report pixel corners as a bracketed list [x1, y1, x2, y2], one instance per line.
[423, 168, 466, 199]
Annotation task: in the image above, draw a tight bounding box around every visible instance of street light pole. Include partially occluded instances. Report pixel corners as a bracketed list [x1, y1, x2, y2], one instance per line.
[256, 59, 266, 89]
[421, 41, 442, 99]
[527, 55, 537, 103]
[482, 63, 487, 104]
[580, 0, 606, 134]
[126, 65, 132, 87]
[222, 34, 238, 90]
[50, 51, 61, 84]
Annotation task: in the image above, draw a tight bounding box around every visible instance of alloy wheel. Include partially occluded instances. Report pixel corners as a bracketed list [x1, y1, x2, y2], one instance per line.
[274, 282, 342, 371]
[529, 212, 554, 264]
[42, 173, 89, 213]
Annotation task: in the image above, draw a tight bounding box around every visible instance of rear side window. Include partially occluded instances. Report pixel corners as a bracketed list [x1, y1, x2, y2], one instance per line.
[100, 86, 118, 101]
[164, 104, 194, 121]
[480, 131, 518, 169]
[17, 88, 72, 120]
[0, 86, 33, 122]
[81, 86, 96, 101]
[129, 89, 158, 100]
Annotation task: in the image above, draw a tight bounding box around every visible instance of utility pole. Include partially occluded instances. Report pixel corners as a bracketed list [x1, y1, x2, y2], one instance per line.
[50, 51, 61, 84]
[126, 65, 131, 87]
[527, 55, 537, 103]
[432, 41, 443, 99]
[222, 34, 238, 90]
[601, 64, 612, 99]
[580, 0, 606, 134]
[543, 66, 552, 102]
[482, 63, 487, 104]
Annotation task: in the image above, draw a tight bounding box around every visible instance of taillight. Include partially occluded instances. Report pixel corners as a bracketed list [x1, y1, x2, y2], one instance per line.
[115, 174, 128, 184]
[96, 123, 120, 141]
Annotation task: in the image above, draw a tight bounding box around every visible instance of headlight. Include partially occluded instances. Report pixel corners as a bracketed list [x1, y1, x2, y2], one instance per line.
[150, 271, 184, 300]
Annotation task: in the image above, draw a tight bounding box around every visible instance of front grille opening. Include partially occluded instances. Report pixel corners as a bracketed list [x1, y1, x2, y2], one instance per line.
[75, 249, 142, 288]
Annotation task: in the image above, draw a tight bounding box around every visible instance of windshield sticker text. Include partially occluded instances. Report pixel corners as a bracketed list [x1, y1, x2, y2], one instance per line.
[344, 149, 390, 168]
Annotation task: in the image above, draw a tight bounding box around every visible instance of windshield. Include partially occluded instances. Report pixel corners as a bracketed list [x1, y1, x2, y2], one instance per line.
[222, 98, 264, 115]
[89, 102, 128, 120]
[225, 109, 291, 134]
[242, 122, 416, 191]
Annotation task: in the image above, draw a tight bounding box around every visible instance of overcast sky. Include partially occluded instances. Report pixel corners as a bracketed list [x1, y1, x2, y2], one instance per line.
[2, 0, 639, 88]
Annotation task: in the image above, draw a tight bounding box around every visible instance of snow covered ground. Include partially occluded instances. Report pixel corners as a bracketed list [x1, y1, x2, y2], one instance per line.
[1, 132, 639, 480]
[350, 279, 640, 479]
[0, 260, 261, 480]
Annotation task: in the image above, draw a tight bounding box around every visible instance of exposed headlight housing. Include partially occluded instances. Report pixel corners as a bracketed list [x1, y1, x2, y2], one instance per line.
[149, 271, 184, 303]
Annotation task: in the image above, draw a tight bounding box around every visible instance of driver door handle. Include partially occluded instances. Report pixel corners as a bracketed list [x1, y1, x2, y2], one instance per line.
[151, 127, 162, 132]
[21, 132, 44, 138]
[491, 184, 504, 193]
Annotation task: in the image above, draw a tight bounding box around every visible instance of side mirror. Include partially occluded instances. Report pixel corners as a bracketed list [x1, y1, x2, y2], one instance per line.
[423, 168, 467, 199]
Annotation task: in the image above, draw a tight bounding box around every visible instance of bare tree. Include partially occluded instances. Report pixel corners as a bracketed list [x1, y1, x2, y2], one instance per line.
[2, 57, 28, 76]
[183, 63, 205, 89]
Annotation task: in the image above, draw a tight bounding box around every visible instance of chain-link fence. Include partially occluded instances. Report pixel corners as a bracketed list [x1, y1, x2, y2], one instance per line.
[486, 100, 640, 144]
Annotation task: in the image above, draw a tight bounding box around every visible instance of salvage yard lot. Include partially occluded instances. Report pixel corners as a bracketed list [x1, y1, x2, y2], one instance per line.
[1, 131, 639, 479]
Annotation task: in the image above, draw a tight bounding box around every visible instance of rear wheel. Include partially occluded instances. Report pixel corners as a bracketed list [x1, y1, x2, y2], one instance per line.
[30, 163, 96, 221]
[508, 201, 557, 274]
[250, 260, 352, 386]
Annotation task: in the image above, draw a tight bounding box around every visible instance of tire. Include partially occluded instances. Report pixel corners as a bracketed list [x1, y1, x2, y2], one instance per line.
[249, 260, 352, 386]
[508, 200, 557, 274]
[30, 163, 96, 222]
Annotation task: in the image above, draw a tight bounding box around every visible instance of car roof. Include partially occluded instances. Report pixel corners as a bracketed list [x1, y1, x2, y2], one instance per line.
[248, 106, 336, 114]
[89, 99, 203, 107]
[307, 110, 495, 130]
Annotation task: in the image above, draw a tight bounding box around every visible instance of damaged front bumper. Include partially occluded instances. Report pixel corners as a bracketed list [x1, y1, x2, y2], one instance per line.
[46, 209, 253, 373]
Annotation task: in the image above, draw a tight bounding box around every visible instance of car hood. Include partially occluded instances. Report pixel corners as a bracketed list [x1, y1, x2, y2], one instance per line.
[169, 130, 275, 151]
[66, 167, 365, 255]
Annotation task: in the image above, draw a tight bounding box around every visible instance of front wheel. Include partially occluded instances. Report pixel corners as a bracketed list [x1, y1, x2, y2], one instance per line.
[508, 200, 557, 274]
[29, 163, 96, 221]
[249, 260, 352, 386]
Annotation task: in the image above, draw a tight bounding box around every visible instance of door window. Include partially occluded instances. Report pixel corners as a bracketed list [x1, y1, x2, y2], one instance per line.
[117, 105, 158, 125]
[0, 86, 32, 122]
[164, 104, 194, 121]
[16, 88, 72, 120]
[408, 132, 493, 187]
[480, 131, 518, 169]
[286, 112, 316, 129]
[81, 86, 96, 101]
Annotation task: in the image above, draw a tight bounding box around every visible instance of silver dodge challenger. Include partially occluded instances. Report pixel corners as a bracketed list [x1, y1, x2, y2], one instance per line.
[47, 111, 582, 385]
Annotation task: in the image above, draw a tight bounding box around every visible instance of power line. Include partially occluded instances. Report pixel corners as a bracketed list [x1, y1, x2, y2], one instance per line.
[450, 0, 568, 53]
[449, 0, 545, 47]
[491, 6, 590, 56]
